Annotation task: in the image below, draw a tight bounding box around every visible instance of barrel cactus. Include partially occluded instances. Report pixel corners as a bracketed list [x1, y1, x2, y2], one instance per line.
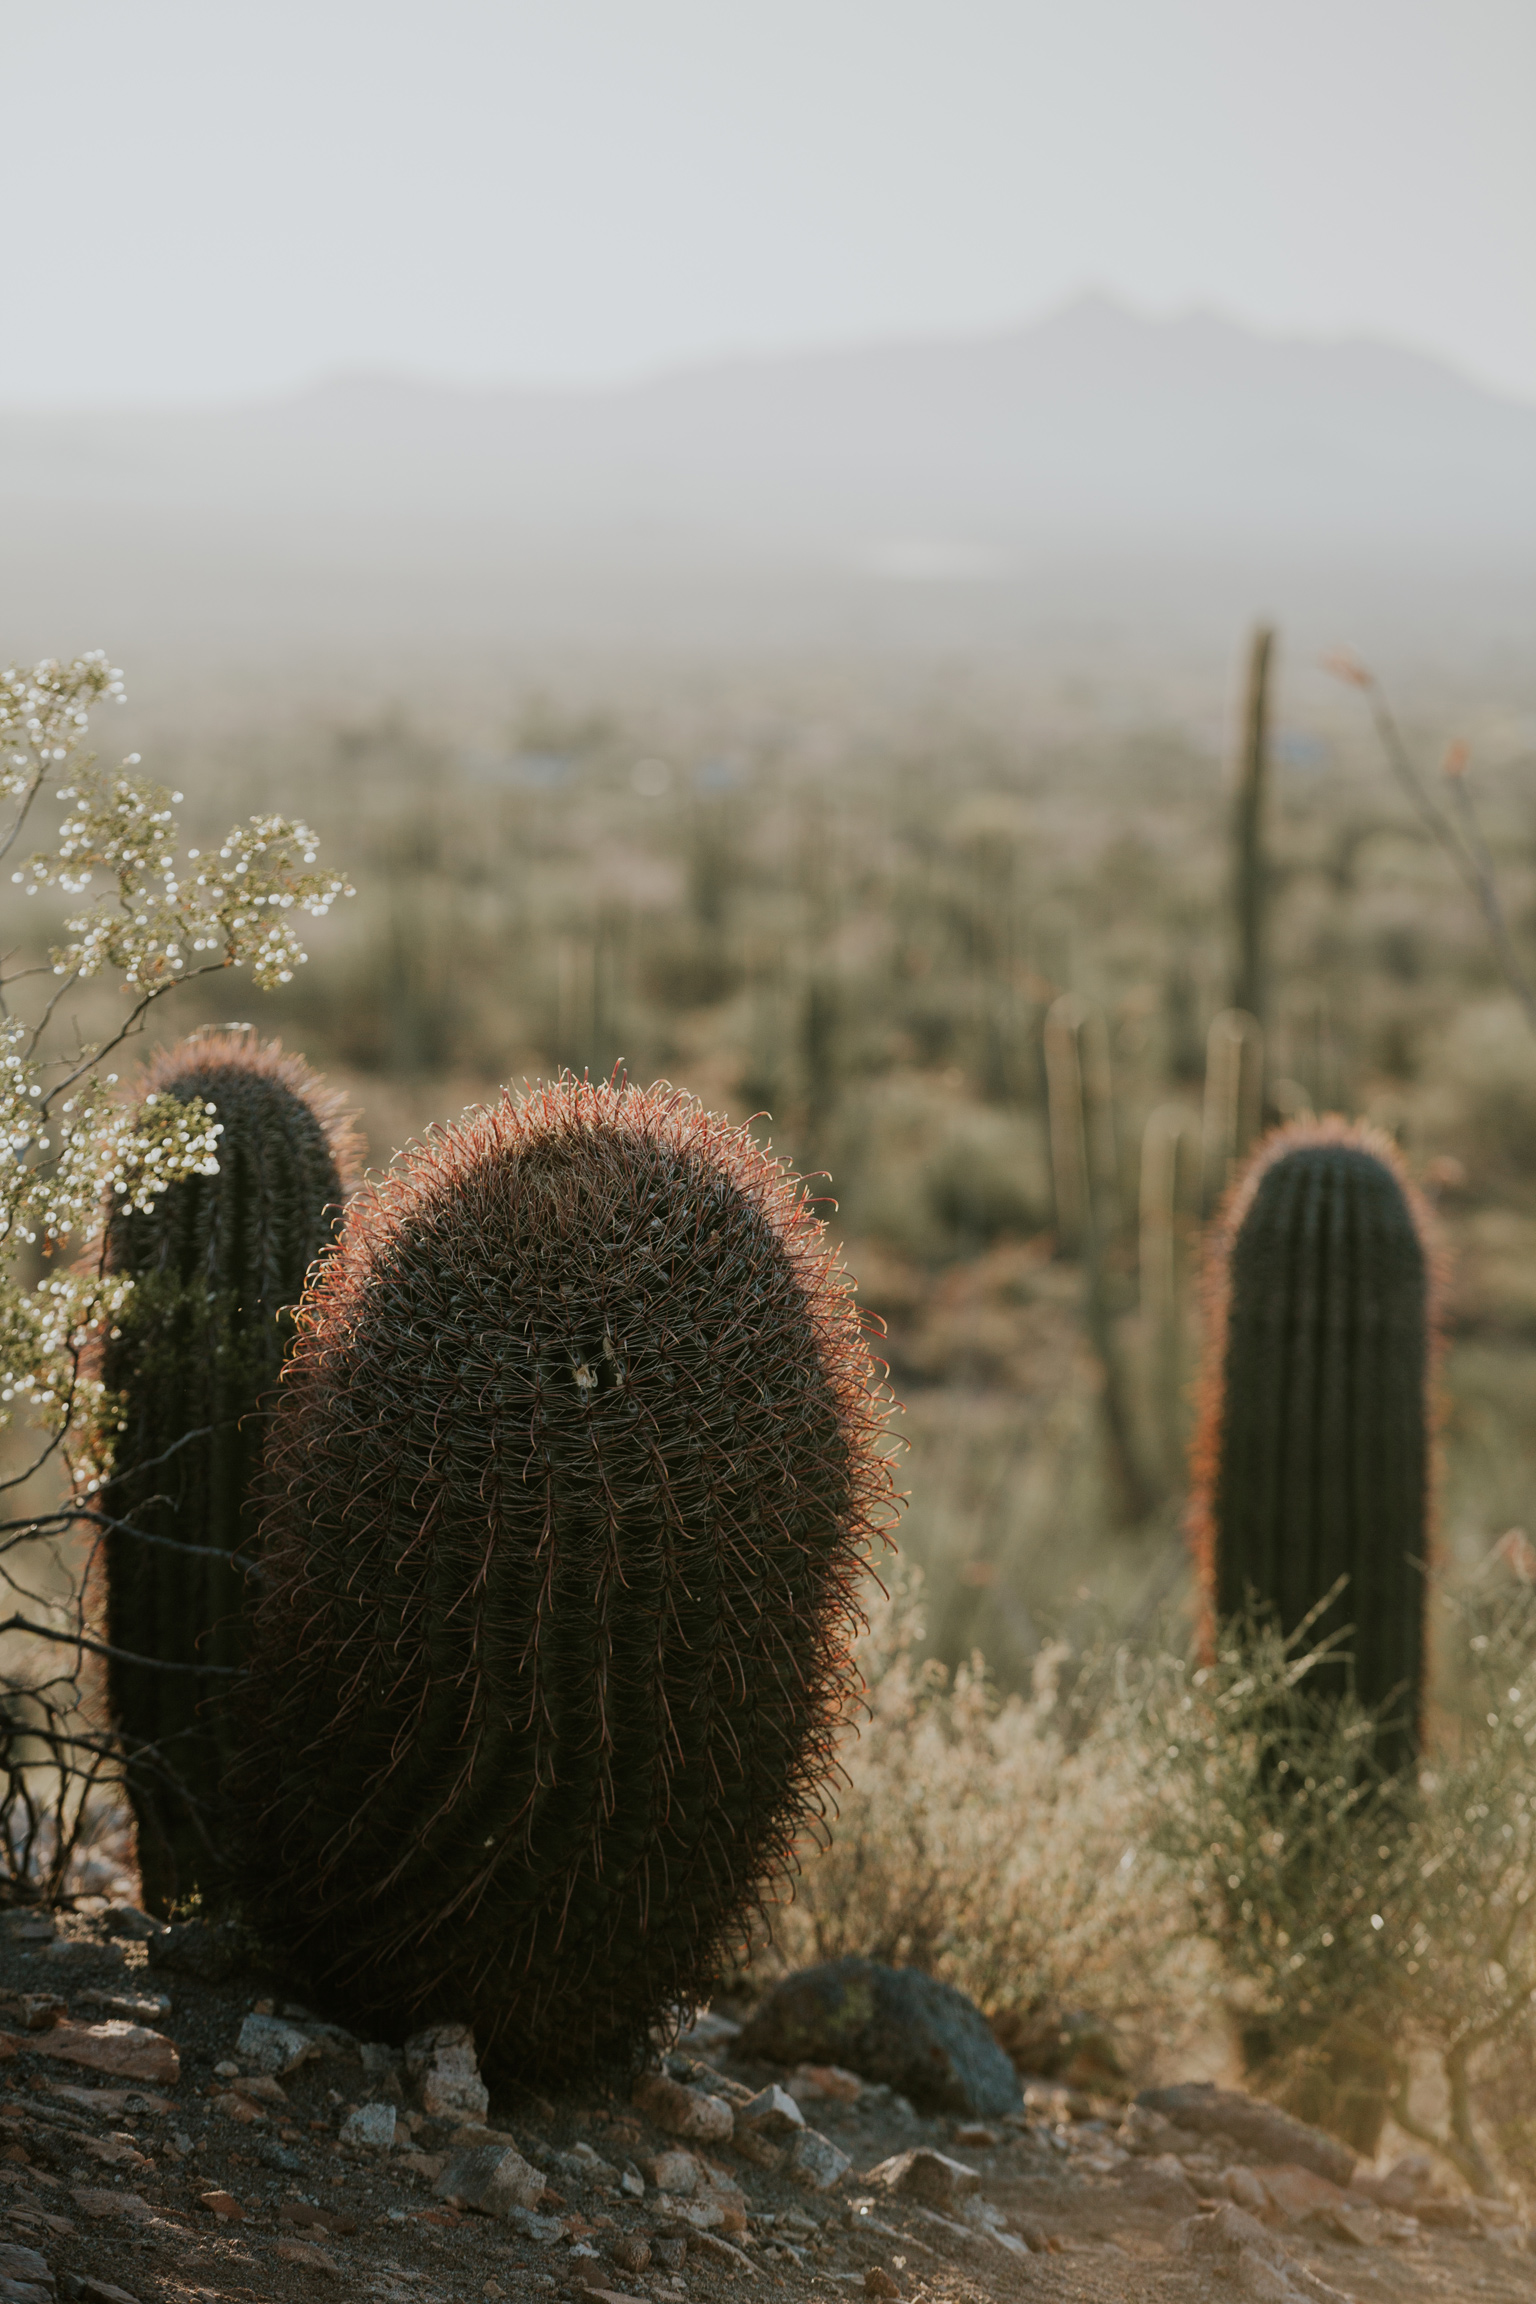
[97, 1030, 357, 1914]
[1191, 1114, 1442, 1771]
[231, 1076, 894, 2081]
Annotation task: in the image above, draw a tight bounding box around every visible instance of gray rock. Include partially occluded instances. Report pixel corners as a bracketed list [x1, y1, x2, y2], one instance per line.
[434, 2140, 545, 2219]
[236, 2013, 318, 2076]
[0, 2245, 52, 2299]
[864, 2147, 980, 2211]
[787, 2130, 852, 2192]
[739, 1959, 1021, 2118]
[404, 2022, 490, 2120]
[1138, 2083, 1355, 2188]
[737, 2083, 805, 2137]
[339, 2101, 397, 2150]
[505, 2206, 566, 2244]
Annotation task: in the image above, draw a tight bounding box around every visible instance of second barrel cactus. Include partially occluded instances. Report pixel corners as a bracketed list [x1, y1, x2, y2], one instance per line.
[1191, 1115, 1442, 1772]
[98, 1030, 356, 1913]
[232, 1076, 895, 2081]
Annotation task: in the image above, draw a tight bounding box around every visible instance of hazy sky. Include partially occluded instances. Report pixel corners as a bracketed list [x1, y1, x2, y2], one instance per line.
[5, 0, 1534, 407]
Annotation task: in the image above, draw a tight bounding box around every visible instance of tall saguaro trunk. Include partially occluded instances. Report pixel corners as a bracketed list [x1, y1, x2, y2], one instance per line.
[1233, 624, 1275, 1028]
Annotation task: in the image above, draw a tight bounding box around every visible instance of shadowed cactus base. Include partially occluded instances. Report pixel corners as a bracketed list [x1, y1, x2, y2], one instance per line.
[230, 1075, 895, 2084]
[97, 1032, 357, 1916]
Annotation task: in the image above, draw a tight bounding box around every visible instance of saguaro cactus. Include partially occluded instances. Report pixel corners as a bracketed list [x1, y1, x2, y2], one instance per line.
[1190, 1116, 1441, 1772]
[232, 1076, 894, 2082]
[1232, 624, 1275, 1027]
[98, 1030, 357, 1913]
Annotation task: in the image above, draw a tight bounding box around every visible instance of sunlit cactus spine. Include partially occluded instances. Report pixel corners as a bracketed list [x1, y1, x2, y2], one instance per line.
[1190, 1116, 1442, 1773]
[231, 1075, 895, 2082]
[97, 1030, 357, 1915]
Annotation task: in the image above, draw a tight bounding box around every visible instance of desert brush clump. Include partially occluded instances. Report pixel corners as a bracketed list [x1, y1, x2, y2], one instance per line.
[231, 1073, 895, 2082]
[95, 1030, 358, 1915]
[1191, 1115, 1443, 1775]
[751, 1575, 1200, 2085]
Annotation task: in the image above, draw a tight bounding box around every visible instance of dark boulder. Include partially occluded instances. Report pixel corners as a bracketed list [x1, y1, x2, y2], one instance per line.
[738, 1958, 1021, 2119]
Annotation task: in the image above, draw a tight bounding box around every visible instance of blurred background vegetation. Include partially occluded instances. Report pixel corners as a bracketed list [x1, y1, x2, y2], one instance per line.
[13, 638, 1534, 1700]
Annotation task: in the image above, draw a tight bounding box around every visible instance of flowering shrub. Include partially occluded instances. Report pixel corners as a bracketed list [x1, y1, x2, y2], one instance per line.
[0, 652, 350, 1895]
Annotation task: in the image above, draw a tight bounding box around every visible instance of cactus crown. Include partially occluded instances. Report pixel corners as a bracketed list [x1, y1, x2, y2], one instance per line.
[98, 1029, 359, 1912]
[105, 1028, 360, 1303]
[1190, 1116, 1443, 1770]
[235, 1074, 896, 2079]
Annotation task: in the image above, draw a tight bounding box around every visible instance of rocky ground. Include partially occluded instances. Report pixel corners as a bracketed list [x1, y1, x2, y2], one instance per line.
[1, 1904, 1534, 2304]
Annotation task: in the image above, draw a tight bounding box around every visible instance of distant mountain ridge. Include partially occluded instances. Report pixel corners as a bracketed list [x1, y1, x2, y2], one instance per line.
[5, 295, 1533, 548]
[2, 297, 1532, 668]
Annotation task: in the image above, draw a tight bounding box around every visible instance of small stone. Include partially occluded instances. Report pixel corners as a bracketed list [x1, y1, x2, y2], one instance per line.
[646, 2150, 700, 2195]
[864, 2148, 978, 2211]
[791, 2063, 863, 2104]
[609, 2236, 651, 2273]
[787, 2129, 852, 2192]
[236, 2014, 316, 2077]
[213, 2059, 240, 2078]
[676, 2011, 743, 2055]
[69, 2188, 152, 2222]
[736, 2084, 804, 2137]
[211, 2091, 264, 2125]
[233, 2073, 287, 2104]
[0, 2242, 52, 2288]
[404, 2022, 490, 2121]
[953, 2125, 996, 2148]
[620, 2163, 645, 2197]
[198, 2189, 245, 2220]
[688, 2231, 755, 2274]
[33, 2021, 179, 2086]
[504, 2206, 565, 2243]
[0, 1992, 64, 2034]
[633, 2072, 733, 2144]
[103, 1905, 163, 1942]
[274, 2240, 341, 2273]
[434, 2141, 545, 2219]
[651, 2238, 687, 2272]
[1225, 2167, 1269, 2214]
[1257, 2164, 1348, 2224]
[1138, 2083, 1354, 2189]
[61, 2276, 146, 2304]
[864, 2272, 901, 2299]
[340, 2101, 397, 2150]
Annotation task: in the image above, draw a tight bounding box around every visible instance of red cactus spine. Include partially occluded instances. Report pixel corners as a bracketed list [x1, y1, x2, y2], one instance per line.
[232, 1076, 896, 2081]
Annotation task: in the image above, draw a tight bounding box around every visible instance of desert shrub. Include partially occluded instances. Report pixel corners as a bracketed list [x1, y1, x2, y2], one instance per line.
[1152, 1583, 1536, 2194]
[755, 1577, 1199, 2080]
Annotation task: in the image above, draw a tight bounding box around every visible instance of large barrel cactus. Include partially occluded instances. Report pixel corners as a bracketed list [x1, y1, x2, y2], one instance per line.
[232, 1076, 894, 2081]
[1190, 1116, 1441, 1772]
[98, 1030, 357, 1914]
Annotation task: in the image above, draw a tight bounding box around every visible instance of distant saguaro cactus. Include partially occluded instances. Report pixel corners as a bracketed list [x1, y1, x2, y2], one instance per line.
[231, 1076, 894, 2082]
[1190, 1117, 1442, 1773]
[98, 1031, 356, 1914]
[1232, 624, 1275, 1027]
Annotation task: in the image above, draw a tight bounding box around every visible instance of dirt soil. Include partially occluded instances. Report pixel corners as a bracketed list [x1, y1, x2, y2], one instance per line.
[2, 1904, 1534, 2304]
